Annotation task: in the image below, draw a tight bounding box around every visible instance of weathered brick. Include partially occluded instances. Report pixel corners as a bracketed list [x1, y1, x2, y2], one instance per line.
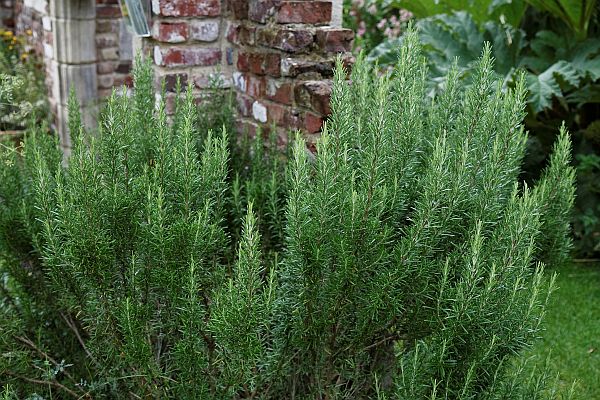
[194, 73, 232, 89]
[116, 62, 131, 74]
[96, 33, 119, 48]
[238, 52, 281, 77]
[164, 93, 177, 115]
[98, 74, 115, 89]
[281, 57, 334, 77]
[236, 93, 254, 117]
[154, 46, 221, 67]
[227, 23, 256, 45]
[315, 28, 353, 53]
[97, 61, 117, 74]
[226, 47, 234, 65]
[99, 47, 120, 61]
[98, 88, 113, 98]
[237, 52, 250, 72]
[153, 21, 189, 43]
[153, 0, 220, 17]
[228, 0, 248, 19]
[190, 20, 220, 42]
[266, 102, 288, 125]
[246, 75, 266, 98]
[249, 0, 281, 23]
[96, 19, 119, 34]
[276, 1, 331, 24]
[252, 100, 268, 122]
[265, 80, 293, 105]
[256, 27, 313, 53]
[304, 111, 323, 133]
[263, 53, 281, 76]
[294, 80, 332, 115]
[96, 5, 121, 18]
[284, 108, 303, 129]
[113, 75, 133, 87]
[233, 72, 247, 92]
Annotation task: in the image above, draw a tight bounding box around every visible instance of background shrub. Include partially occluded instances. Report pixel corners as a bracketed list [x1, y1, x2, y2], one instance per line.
[0, 29, 48, 132]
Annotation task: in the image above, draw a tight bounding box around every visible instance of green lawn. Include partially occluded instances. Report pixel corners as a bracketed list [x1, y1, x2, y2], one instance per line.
[524, 262, 600, 399]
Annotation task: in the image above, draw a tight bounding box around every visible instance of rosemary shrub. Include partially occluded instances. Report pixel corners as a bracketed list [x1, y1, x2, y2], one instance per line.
[0, 31, 575, 399]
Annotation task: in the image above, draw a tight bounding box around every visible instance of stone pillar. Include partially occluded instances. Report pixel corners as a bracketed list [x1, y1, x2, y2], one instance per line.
[49, 0, 97, 150]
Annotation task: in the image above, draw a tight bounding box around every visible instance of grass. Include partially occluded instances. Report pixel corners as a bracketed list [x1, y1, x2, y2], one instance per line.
[524, 262, 600, 399]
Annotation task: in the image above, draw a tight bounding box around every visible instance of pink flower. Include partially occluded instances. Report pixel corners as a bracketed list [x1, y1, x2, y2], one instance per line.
[376, 18, 387, 30]
[357, 21, 366, 37]
[400, 9, 413, 21]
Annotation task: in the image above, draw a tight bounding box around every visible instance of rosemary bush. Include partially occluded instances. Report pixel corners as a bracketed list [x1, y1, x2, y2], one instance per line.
[0, 32, 575, 399]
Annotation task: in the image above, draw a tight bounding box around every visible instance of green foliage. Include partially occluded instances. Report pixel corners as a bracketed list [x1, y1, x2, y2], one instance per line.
[0, 35, 576, 399]
[343, 0, 413, 54]
[342, 0, 527, 55]
[389, 0, 528, 26]
[368, 12, 600, 113]
[0, 29, 48, 131]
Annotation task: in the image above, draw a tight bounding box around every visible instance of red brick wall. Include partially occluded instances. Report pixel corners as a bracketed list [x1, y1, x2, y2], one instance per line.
[149, 0, 229, 115]
[149, 0, 353, 139]
[96, 0, 133, 98]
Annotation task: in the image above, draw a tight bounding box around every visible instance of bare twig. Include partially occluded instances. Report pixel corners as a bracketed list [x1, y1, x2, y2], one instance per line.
[573, 258, 600, 263]
[3, 371, 80, 398]
[362, 334, 399, 352]
[59, 311, 98, 364]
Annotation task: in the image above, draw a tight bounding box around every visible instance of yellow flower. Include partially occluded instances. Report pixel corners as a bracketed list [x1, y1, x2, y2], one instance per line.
[25, 29, 32, 36]
[4, 30, 13, 37]
[8, 45, 13, 50]
[21, 54, 28, 60]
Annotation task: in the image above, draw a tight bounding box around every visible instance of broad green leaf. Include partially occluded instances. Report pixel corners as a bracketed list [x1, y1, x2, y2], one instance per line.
[417, 12, 483, 76]
[367, 37, 404, 66]
[547, 60, 581, 87]
[525, 61, 580, 112]
[526, 33, 600, 79]
[529, 31, 568, 60]
[570, 40, 600, 80]
[526, 70, 561, 112]
[483, 21, 527, 75]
